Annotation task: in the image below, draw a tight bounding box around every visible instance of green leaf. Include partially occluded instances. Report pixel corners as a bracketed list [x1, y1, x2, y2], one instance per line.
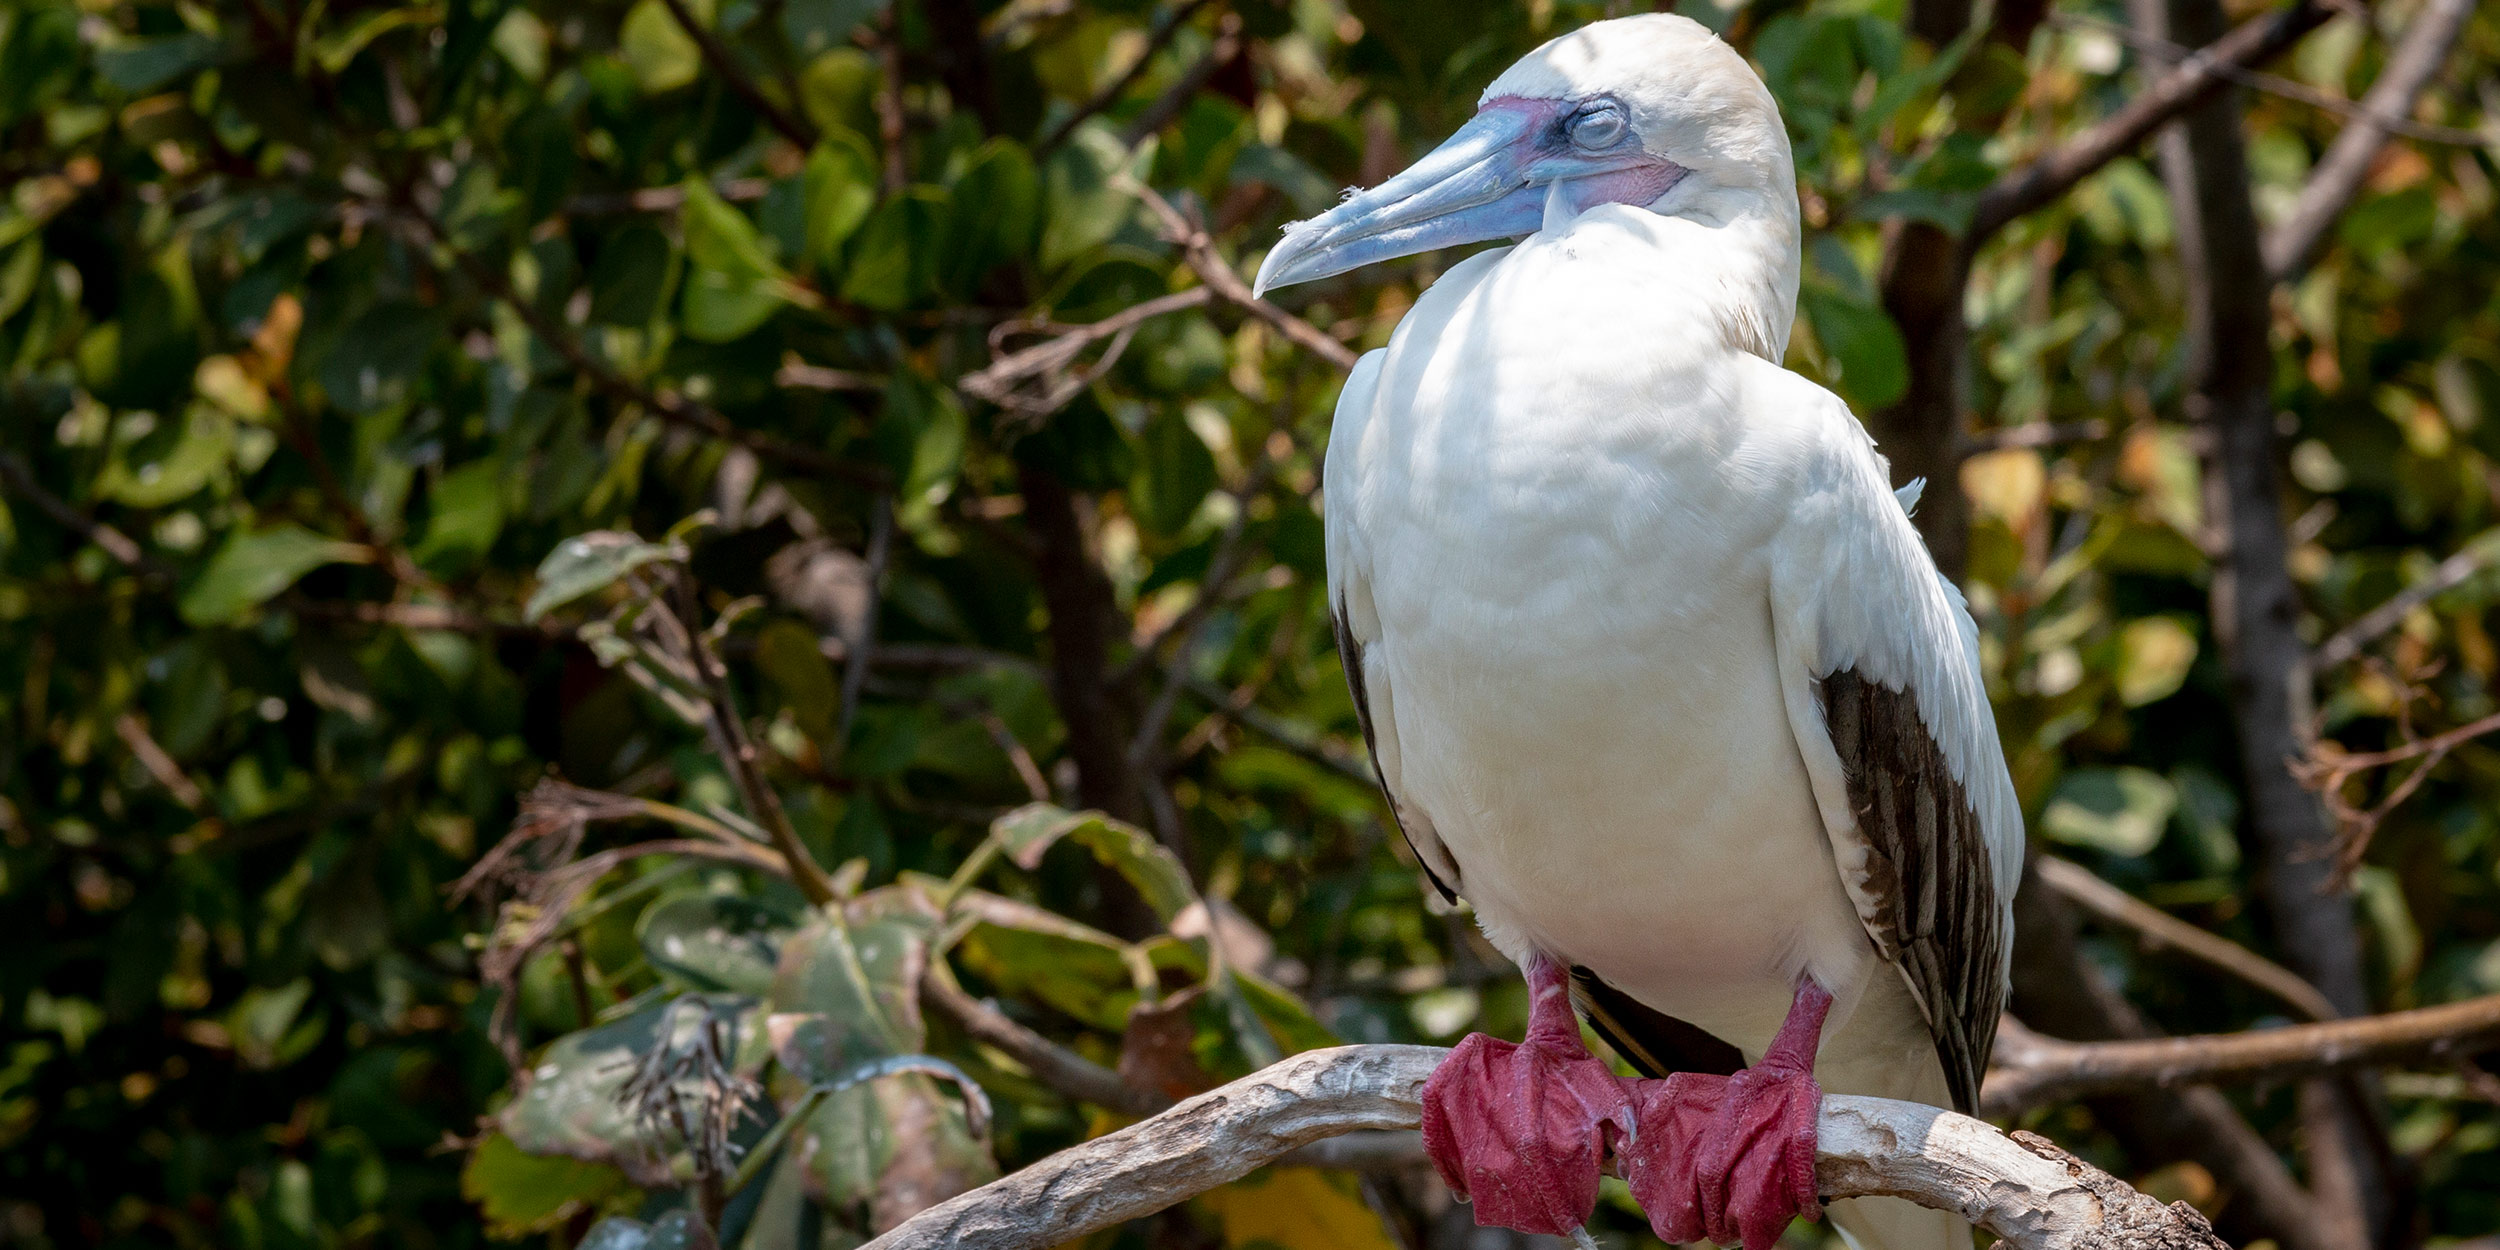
[1798, 284, 1908, 410]
[2114, 616, 2197, 707]
[506, 105, 578, 222]
[840, 191, 944, 310]
[765, 908, 931, 1079]
[988, 804, 1198, 922]
[461, 1133, 629, 1239]
[97, 405, 235, 508]
[798, 49, 880, 137]
[1131, 410, 1217, 537]
[802, 134, 879, 271]
[315, 5, 442, 74]
[94, 32, 224, 92]
[681, 265, 786, 342]
[619, 0, 700, 93]
[2040, 767, 2177, 857]
[683, 180, 787, 280]
[935, 140, 1039, 296]
[639, 893, 795, 996]
[318, 302, 440, 415]
[1040, 122, 1151, 271]
[680, 180, 793, 341]
[589, 225, 679, 326]
[499, 995, 761, 1184]
[525, 530, 678, 621]
[413, 460, 510, 575]
[179, 525, 368, 625]
[755, 618, 841, 743]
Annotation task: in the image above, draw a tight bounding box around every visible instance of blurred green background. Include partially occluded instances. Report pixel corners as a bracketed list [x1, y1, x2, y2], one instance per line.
[5, 0, 2500, 1246]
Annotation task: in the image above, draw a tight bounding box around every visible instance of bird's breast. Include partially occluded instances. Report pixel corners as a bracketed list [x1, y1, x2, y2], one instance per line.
[1339, 235, 1873, 1049]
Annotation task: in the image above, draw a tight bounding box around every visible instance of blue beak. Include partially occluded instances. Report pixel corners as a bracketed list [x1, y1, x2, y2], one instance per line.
[1252, 105, 1557, 297]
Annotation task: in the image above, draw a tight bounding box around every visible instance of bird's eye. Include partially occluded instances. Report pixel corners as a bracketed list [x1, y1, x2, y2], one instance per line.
[1568, 103, 1627, 151]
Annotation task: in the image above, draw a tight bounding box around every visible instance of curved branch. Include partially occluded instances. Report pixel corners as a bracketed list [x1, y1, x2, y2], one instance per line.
[2035, 856, 2338, 1022]
[861, 1045, 2228, 1250]
[1968, 0, 2333, 245]
[2265, 0, 2479, 282]
[1984, 993, 2500, 1112]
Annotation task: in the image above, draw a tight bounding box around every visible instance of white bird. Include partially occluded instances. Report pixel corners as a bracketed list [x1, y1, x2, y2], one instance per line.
[1253, 15, 2022, 1250]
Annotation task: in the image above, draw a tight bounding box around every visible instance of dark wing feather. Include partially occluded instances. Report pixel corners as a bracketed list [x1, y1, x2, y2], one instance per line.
[1570, 966, 1744, 1078]
[1331, 603, 1458, 904]
[1818, 668, 2004, 1113]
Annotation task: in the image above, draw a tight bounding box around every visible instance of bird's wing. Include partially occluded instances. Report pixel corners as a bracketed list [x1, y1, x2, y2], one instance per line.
[1751, 362, 2023, 1114]
[1325, 350, 1465, 905]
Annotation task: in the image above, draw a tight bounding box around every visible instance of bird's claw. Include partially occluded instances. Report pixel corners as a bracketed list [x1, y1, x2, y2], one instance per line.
[1618, 1060, 1823, 1250]
[1420, 1029, 1634, 1236]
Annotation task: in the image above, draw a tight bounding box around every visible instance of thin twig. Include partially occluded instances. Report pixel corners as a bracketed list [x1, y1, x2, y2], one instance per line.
[923, 968, 1169, 1117]
[114, 713, 206, 811]
[958, 288, 1213, 416]
[1038, 0, 1221, 152]
[2267, 0, 2481, 280]
[668, 574, 843, 906]
[387, 201, 881, 488]
[2034, 856, 2338, 1021]
[0, 453, 164, 579]
[1983, 992, 2500, 1112]
[2293, 707, 2500, 879]
[1125, 179, 1363, 370]
[834, 497, 894, 751]
[1957, 420, 2110, 458]
[1969, 0, 2337, 245]
[2310, 537, 2500, 672]
[2055, 10, 2487, 148]
[1117, 11, 1243, 148]
[1183, 676, 1375, 784]
[655, 0, 819, 149]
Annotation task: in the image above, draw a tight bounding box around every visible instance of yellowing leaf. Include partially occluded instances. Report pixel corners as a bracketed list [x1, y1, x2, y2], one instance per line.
[1961, 446, 2045, 535]
[2115, 617, 2197, 707]
[1196, 1167, 1400, 1250]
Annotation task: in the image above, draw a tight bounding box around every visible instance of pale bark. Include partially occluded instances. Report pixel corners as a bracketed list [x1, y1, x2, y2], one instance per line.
[2264, 0, 2477, 283]
[860, 1045, 2231, 1250]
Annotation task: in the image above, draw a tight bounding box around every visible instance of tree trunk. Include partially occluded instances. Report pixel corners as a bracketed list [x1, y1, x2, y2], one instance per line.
[2131, 0, 2391, 1240]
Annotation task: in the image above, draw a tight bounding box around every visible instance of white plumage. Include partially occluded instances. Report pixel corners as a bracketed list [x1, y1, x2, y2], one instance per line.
[1262, 15, 2024, 1250]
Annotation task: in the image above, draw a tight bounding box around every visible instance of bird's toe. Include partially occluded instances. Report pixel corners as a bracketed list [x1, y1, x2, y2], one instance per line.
[1619, 1063, 1821, 1250]
[1419, 1030, 1633, 1236]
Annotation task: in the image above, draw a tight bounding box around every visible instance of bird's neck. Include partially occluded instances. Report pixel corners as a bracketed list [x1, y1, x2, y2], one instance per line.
[1651, 177, 1800, 362]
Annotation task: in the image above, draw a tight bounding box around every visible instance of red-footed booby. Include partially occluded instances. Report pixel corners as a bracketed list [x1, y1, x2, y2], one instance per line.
[1254, 14, 2022, 1250]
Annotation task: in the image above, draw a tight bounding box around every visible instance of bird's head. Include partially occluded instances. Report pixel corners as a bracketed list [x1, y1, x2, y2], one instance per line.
[1252, 13, 1795, 297]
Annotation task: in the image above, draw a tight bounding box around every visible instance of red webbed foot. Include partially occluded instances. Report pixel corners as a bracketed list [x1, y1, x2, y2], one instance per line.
[1620, 981, 1832, 1250]
[1420, 956, 1633, 1236]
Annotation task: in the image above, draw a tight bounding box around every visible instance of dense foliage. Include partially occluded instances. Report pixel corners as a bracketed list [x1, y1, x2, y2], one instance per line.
[5, 0, 2500, 1245]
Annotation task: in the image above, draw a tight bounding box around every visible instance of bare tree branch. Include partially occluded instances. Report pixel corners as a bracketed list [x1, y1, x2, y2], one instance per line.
[1983, 993, 2500, 1111]
[1967, 0, 2336, 245]
[1038, 0, 1221, 152]
[959, 288, 1213, 416]
[922, 965, 1170, 1118]
[2035, 856, 2339, 1022]
[861, 1045, 2232, 1250]
[1125, 179, 1363, 370]
[2266, 0, 2480, 281]
[2010, 859, 2329, 1250]
[0, 453, 164, 579]
[1117, 11, 1244, 148]
[2309, 535, 2500, 673]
